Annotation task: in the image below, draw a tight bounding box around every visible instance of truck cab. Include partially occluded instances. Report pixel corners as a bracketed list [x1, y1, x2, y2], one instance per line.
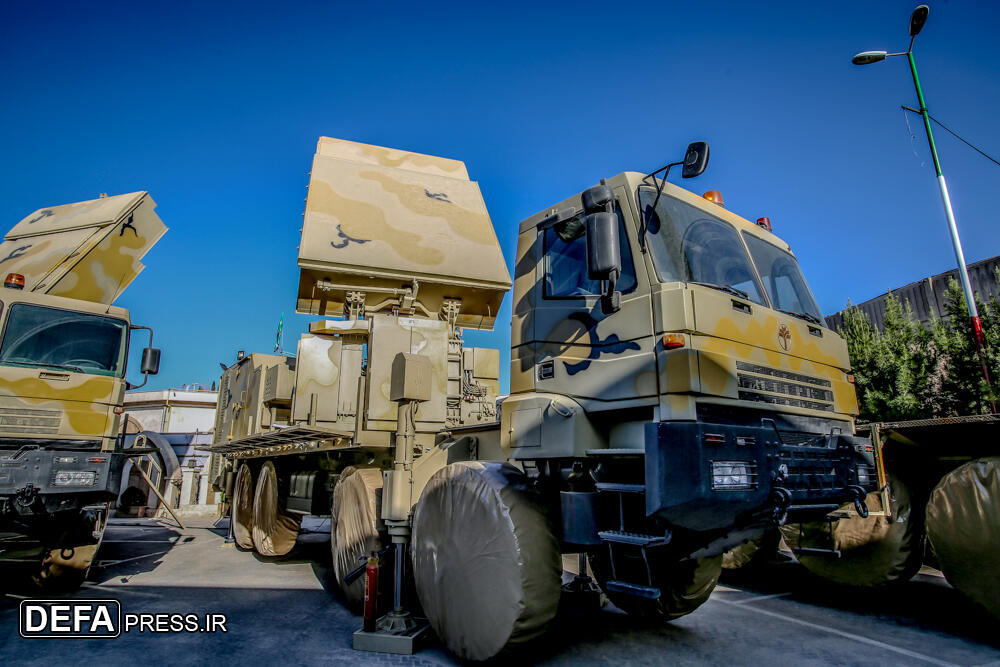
[0, 191, 165, 589]
[506, 166, 875, 555]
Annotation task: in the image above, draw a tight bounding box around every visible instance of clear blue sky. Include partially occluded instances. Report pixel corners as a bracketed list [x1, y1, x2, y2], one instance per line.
[2, 1, 998, 392]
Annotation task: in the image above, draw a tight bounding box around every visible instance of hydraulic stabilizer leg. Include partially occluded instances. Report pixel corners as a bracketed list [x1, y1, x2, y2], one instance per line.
[353, 370, 432, 654]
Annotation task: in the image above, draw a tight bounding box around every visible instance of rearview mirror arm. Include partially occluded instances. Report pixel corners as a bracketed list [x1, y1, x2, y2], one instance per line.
[128, 324, 155, 390]
[638, 160, 683, 252]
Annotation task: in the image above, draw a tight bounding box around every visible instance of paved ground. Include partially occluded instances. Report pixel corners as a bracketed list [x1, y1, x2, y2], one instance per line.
[1, 517, 998, 665]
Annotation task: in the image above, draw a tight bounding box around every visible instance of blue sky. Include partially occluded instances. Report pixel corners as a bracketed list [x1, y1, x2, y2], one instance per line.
[1, 1, 998, 392]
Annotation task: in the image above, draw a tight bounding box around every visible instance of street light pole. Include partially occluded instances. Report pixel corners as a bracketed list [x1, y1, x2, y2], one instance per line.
[854, 5, 994, 408]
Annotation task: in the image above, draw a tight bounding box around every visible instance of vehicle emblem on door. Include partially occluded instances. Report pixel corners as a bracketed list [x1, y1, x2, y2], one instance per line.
[777, 324, 791, 351]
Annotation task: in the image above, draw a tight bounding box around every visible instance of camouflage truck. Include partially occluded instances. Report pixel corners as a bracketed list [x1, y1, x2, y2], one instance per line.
[0, 192, 164, 590]
[206, 138, 878, 660]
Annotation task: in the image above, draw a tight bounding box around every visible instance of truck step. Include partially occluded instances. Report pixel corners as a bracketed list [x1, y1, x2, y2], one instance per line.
[605, 580, 661, 600]
[595, 482, 645, 494]
[598, 530, 669, 547]
[585, 448, 645, 456]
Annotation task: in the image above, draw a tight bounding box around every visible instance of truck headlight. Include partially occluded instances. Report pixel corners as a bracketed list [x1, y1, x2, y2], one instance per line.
[712, 461, 755, 490]
[53, 471, 98, 487]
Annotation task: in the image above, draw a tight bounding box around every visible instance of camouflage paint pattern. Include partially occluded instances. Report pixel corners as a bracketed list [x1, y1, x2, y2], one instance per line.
[0, 192, 166, 304]
[297, 137, 510, 330]
[213, 353, 293, 444]
[366, 314, 448, 431]
[291, 331, 363, 432]
[316, 137, 470, 180]
[511, 171, 859, 428]
[0, 288, 131, 451]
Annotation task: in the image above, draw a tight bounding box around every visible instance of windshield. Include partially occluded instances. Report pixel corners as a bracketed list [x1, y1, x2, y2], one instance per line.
[0, 304, 128, 377]
[742, 232, 823, 323]
[638, 188, 766, 305]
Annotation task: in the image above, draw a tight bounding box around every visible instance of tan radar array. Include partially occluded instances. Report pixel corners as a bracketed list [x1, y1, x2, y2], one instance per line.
[296, 137, 510, 329]
[0, 192, 167, 304]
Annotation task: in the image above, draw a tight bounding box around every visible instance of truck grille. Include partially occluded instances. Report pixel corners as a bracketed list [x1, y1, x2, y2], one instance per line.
[735, 362, 834, 412]
[0, 407, 61, 435]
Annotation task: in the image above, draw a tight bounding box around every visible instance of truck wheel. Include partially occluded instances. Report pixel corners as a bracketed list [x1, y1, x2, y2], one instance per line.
[411, 462, 561, 662]
[589, 550, 722, 620]
[779, 469, 923, 587]
[232, 463, 256, 550]
[925, 457, 1000, 620]
[33, 505, 109, 593]
[252, 461, 302, 556]
[330, 467, 386, 609]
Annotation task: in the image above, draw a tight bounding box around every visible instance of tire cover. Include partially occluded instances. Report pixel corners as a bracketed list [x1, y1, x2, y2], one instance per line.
[330, 467, 384, 606]
[233, 464, 255, 550]
[34, 507, 109, 592]
[780, 470, 922, 587]
[411, 461, 561, 662]
[926, 457, 1000, 619]
[252, 461, 302, 556]
[722, 530, 780, 570]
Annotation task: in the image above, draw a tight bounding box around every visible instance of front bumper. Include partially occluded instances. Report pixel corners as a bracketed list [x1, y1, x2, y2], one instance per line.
[0, 448, 124, 518]
[645, 420, 876, 532]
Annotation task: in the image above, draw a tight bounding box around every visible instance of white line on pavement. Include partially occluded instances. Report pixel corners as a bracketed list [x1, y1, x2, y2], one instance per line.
[81, 582, 161, 598]
[714, 598, 960, 667]
[95, 550, 170, 568]
[102, 540, 179, 544]
[728, 592, 792, 604]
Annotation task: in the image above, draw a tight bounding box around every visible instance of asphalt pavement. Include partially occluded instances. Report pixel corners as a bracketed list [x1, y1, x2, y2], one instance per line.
[1, 517, 998, 666]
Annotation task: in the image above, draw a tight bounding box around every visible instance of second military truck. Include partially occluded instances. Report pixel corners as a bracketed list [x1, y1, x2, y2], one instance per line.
[207, 137, 877, 661]
[0, 192, 165, 590]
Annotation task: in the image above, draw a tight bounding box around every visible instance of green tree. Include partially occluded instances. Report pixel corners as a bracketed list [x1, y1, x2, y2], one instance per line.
[839, 293, 934, 422]
[839, 277, 999, 422]
[936, 279, 995, 415]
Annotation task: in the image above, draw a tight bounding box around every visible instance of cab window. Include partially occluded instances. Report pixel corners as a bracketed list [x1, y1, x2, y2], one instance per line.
[638, 189, 767, 305]
[0, 304, 128, 377]
[543, 208, 637, 298]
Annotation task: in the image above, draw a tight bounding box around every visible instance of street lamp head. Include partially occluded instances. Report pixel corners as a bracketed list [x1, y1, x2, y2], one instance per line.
[852, 50, 887, 65]
[909, 5, 929, 37]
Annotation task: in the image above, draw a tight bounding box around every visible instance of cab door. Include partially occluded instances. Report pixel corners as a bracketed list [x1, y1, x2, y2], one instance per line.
[523, 184, 657, 408]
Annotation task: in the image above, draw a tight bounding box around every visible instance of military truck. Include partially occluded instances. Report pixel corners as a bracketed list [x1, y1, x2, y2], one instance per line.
[207, 137, 877, 661]
[777, 402, 1000, 623]
[0, 192, 164, 590]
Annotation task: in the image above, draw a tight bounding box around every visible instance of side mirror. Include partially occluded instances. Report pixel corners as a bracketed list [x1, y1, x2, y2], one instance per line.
[585, 211, 622, 314]
[681, 141, 710, 179]
[141, 347, 161, 375]
[585, 212, 620, 280]
[582, 184, 613, 215]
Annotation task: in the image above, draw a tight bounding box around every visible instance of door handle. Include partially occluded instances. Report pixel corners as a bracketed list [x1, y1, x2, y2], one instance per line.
[38, 372, 70, 381]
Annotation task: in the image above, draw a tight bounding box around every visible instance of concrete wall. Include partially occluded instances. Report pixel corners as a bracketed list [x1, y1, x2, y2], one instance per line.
[120, 389, 222, 518]
[124, 389, 218, 433]
[826, 254, 1000, 332]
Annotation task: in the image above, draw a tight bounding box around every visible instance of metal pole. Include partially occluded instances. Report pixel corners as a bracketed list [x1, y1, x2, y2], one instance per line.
[135, 464, 187, 530]
[907, 51, 994, 407]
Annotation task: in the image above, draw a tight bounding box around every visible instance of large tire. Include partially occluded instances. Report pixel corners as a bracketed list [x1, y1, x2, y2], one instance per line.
[251, 461, 302, 557]
[232, 463, 256, 550]
[589, 549, 722, 620]
[780, 470, 923, 587]
[925, 457, 1000, 620]
[411, 462, 561, 662]
[330, 467, 386, 609]
[722, 529, 781, 570]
